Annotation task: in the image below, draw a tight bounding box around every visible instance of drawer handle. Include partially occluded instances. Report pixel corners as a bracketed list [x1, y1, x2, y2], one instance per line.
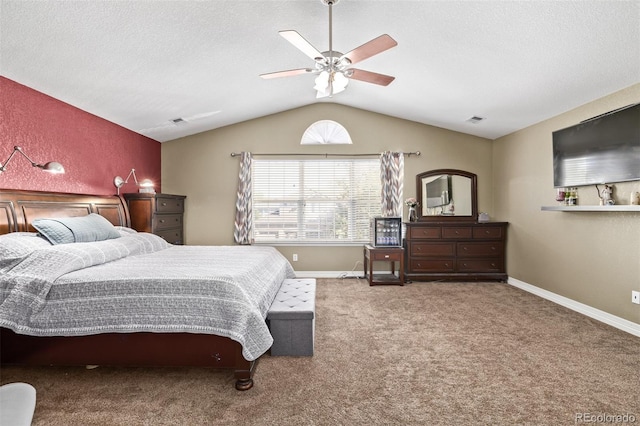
[444, 263, 449, 267]
[384, 255, 390, 258]
[463, 263, 468, 267]
[455, 230, 459, 234]
[485, 230, 491, 234]
[161, 202, 167, 207]
[160, 219, 165, 223]
[416, 246, 422, 251]
[491, 246, 496, 251]
[463, 247, 468, 251]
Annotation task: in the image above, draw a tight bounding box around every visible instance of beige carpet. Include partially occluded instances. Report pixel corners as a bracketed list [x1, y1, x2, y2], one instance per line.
[1, 279, 638, 425]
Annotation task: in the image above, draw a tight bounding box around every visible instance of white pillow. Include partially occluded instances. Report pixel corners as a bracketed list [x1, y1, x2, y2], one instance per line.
[0, 232, 52, 272]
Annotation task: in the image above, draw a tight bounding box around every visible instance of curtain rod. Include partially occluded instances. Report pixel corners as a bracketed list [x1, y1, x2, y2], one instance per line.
[230, 151, 421, 158]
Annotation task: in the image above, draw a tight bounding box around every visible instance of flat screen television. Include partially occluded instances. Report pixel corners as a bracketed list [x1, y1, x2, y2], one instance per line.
[424, 175, 452, 208]
[552, 102, 640, 188]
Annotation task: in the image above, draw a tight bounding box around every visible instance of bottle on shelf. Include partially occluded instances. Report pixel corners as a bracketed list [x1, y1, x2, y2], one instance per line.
[566, 187, 578, 205]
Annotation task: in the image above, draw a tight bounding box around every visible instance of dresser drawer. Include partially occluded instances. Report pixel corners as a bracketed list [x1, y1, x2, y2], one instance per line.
[409, 226, 441, 239]
[155, 227, 184, 245]
[371, 250, 403, 261]
[457, 242, 503, 257]
[410, 259, 455, 272]
[457, 259, 503, 272]
[472, 226, 503, 239]
[410, 242, 455, 257]
[442, 227, 472, 239]
[153, 213, 183, 230]
[155, 197, 185, 214]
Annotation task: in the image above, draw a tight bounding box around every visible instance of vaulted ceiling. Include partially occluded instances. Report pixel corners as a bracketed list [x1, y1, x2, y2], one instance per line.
[2, 0, 639, 142]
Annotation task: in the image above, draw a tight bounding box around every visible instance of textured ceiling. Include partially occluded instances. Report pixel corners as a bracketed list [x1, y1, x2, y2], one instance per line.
[2, 0, 639, 142]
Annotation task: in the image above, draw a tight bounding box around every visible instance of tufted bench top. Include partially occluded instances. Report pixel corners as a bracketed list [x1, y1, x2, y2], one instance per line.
[267, 278, 316, 320]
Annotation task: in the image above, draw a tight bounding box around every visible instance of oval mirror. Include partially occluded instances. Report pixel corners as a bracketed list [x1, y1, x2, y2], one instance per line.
[416, 169, 477, 221]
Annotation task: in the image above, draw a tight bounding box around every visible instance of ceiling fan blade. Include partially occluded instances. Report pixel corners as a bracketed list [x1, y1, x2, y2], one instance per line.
[260, 68, 315, 79]
[341, 34, 397, 65]
[349, 69, 395, 86]
[279, 30, 325, 62]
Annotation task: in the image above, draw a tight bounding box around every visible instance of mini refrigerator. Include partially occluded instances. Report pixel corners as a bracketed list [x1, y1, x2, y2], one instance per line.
[370, 217, 402, 247]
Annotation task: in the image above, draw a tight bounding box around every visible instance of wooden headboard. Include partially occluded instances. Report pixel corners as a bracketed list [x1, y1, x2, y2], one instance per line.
[0, 190, 130, 235]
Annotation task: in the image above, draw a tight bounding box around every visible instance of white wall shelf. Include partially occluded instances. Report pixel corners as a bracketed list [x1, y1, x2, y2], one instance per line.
[541, 205, 640, 212]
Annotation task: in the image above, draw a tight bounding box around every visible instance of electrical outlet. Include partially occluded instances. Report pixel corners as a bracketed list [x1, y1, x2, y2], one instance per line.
[632, 291, 640, 305]
[292, 254, 298, 262]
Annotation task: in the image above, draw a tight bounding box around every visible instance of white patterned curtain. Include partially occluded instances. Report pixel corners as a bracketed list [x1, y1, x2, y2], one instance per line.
[234, 152, 253, 244]
[380, 151, 404, 217]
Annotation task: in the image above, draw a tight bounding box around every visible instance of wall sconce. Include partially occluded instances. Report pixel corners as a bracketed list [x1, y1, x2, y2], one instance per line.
[113, 169, 154, 195]
[0, 146, 65, 174]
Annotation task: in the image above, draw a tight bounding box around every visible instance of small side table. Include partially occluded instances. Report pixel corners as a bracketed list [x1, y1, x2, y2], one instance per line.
[363, 245, 404, 286]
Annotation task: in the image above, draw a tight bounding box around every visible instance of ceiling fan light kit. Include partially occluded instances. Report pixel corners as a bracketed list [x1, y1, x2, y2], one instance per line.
[260, 0, 397, 98]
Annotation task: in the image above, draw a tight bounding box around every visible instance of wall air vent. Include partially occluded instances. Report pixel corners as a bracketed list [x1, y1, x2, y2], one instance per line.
[467, 116, 485, 124]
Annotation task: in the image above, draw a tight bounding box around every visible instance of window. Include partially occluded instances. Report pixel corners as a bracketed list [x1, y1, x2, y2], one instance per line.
[252, 159, 381, 245]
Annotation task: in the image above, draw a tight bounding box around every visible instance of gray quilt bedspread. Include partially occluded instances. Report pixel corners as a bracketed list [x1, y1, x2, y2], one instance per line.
[0, 233, 296, 361]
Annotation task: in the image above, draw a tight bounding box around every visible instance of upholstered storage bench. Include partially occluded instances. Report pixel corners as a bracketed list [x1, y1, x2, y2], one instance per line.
[267, 278, 316, 356]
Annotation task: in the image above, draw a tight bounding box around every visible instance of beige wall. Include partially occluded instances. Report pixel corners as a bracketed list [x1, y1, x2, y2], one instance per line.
[492, 83, 640, 324]
[162, 103, 493, 272]
[163, 92, 640, 324]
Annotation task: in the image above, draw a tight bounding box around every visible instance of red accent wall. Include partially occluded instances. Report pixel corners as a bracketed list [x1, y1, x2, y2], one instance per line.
[0, 77, 161, 195]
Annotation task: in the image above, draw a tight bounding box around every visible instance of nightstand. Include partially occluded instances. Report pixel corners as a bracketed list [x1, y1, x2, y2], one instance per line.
[363, 245, 404, 286]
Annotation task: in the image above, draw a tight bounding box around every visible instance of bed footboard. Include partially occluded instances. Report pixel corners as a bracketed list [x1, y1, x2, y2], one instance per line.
[0, 329, 256, 390]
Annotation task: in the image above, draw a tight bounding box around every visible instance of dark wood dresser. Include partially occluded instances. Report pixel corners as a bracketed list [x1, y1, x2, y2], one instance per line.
[404, 221, 507, 282]
[124, 193, 186, 245]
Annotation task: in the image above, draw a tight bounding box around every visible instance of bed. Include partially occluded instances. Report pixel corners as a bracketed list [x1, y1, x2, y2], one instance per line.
[0, 189, 296, 390]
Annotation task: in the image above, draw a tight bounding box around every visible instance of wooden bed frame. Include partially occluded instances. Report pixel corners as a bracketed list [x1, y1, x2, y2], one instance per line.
[0, 190, 257, 391]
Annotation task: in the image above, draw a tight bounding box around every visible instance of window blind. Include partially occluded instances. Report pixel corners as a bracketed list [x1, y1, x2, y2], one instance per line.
[252, 158, 381, 244]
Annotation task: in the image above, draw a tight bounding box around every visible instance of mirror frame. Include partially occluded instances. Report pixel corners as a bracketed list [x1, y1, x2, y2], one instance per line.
[416, 169, 478, 222]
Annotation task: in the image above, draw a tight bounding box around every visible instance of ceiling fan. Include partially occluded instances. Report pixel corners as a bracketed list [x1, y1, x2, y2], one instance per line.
[260, 0, 397, 98]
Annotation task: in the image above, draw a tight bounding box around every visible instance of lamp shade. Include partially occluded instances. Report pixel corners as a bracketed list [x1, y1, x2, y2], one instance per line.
[41, 161, 65, 174]
[333, 72, 349, 92]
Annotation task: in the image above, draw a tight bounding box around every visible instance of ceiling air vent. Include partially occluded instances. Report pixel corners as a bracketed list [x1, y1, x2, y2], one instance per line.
[171, 118, 188, 126]
[466, 116, 485, 124]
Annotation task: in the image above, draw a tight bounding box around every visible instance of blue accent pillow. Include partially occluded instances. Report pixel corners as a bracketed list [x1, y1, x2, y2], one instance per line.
[32, 214, 121, 245]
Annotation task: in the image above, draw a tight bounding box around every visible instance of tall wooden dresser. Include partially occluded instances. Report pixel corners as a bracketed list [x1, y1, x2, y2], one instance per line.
[404, 221, 507, 282]
[123, 193, 186, 245]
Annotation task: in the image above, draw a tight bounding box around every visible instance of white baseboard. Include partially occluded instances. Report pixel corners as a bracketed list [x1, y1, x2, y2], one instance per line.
[507, 277, 640, 338]
[295, 271, 365, 279]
